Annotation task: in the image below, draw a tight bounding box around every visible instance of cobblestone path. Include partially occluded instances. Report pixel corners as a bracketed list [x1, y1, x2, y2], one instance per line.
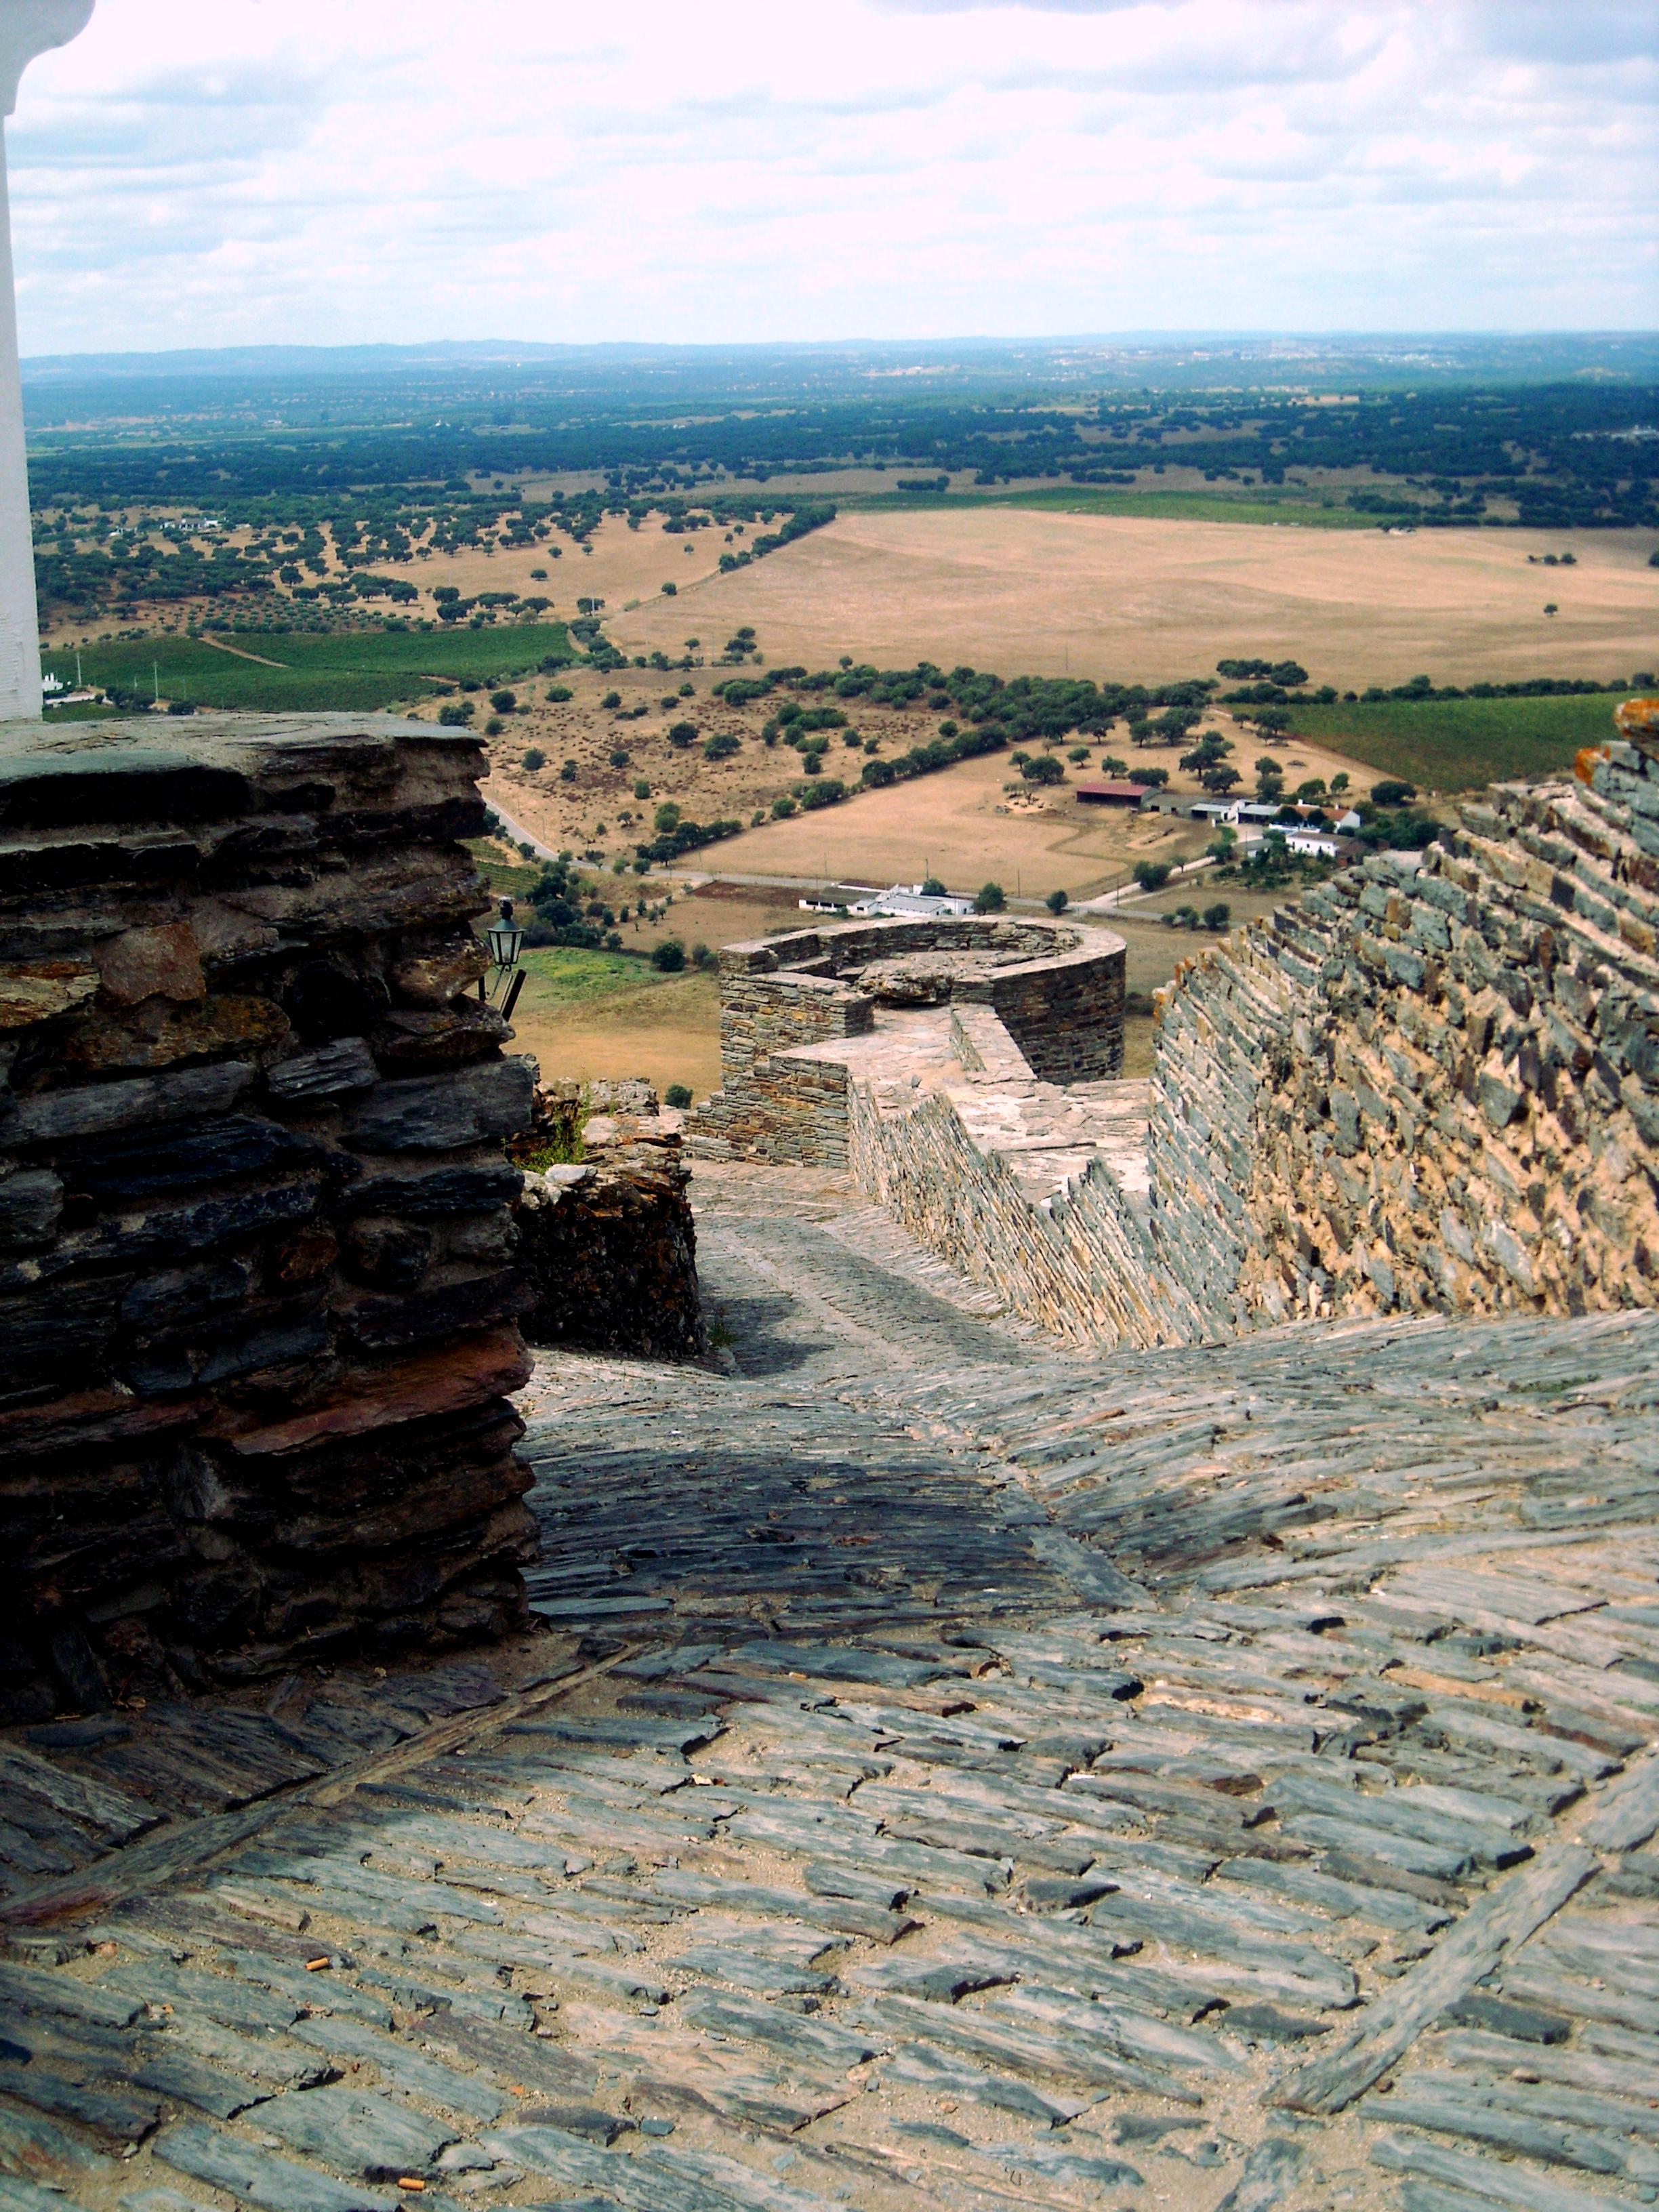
[2, 1165, 1658, 2212]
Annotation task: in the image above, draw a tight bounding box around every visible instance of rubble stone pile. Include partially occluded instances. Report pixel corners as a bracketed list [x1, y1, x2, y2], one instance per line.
[0, 714, 538, 1721]
[514, 1080, 707, 1359]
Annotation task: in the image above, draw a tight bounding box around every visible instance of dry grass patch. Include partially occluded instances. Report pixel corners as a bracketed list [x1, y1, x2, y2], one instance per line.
[608, 510, 1658, 689]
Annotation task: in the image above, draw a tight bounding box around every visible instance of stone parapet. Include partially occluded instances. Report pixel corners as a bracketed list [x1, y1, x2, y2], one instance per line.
[689, 1050, 853, 1168]
[0, 714, 538, 1721]
[848, 1071, 1194, 1349]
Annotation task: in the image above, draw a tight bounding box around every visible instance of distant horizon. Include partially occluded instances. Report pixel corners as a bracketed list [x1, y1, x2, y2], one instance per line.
[22, 330, 1659, 367]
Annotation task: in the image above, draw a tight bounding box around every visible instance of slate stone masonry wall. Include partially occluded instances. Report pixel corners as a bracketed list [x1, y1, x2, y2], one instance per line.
[691, 915, 1124, 1166]
[0, 714, 539, 1722]
[1147, 701, 1659, 1334]
[847, 1078, 1190, 1349]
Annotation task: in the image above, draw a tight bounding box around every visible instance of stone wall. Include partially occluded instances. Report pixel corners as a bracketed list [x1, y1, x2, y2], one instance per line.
[687, 1050, 852, 1168]
[1146, 709, 1659, 1332]
[848, 1073, 1195, 1348]
[513, 1083, 708, 1359]
[0, 713, 538, 1722]
[714, 947, 872, 1088]
[981, 945, 1125, 1084]
[689, 701, 1658, 1352]
[691, 914, 1124, 1160]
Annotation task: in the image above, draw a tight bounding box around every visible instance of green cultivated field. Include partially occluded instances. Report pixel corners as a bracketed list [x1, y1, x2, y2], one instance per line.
[467, 842, 548, 900]
[1284, 691, 1639, 793]
[513, 947, 661, 1013]
[41, 622, 572, 715]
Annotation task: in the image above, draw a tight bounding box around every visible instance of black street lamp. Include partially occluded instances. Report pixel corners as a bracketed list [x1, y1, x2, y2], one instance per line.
[483, 899, 527, 1021]
[487, 897, 524, 976]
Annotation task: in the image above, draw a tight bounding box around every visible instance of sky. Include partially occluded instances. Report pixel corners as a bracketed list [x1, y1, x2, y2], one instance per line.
[5, 0, 1656, 356]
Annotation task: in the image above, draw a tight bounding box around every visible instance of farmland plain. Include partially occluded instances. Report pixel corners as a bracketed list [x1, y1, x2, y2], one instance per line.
[609, 507, 1658, 689]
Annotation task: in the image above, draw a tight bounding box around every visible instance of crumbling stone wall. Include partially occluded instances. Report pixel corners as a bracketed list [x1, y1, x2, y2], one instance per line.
[1149, 708, 1659, 1331]
[512, 1082, 708, 1359]
[0, 714, 537, 1721]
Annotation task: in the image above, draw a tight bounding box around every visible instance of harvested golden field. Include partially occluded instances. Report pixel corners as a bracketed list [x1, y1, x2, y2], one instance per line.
[506, 952, 722, 1102]
[607, 508, 1658, 688]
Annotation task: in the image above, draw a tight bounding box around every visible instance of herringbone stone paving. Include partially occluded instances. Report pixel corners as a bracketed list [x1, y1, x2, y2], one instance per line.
[1, 1162, 1656, 2212]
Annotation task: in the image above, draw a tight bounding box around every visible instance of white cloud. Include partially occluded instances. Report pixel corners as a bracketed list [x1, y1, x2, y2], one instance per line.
[4, 0, 1654, 354]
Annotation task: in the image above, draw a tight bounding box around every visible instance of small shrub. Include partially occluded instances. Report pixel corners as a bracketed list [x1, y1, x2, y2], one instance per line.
[634, 777, 651, 800]
[668, 720, 698, 748]
[691, 941, 715, 970]
[651, 937, 687, 972]
[1021, 756, 1064, 785]
[1371, 778, 1417, 806]
[1067, 746, 1090, 764]
[1133, 860, 1172, 892]
[921, 876, 947, 896]
[437, 701, 474, 726]
[491, 689, 517, 713]
[703, 732, 740, 761]
[654, 801, 682, 832]
[559, 759, 577, 781]
[546, 683, 573, 702]
[772, 796, 797, 819]
[485, 716, 504, 737]
[665, 1083, 693, 1109]
[1203, 901, 1232, 932]
[521, 747, 546, 771]
[661, 581, 678, 596]
[975, 881, 1006, 914]
[1045, 889, 1069, 916]
[602, 690, 622, 709]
